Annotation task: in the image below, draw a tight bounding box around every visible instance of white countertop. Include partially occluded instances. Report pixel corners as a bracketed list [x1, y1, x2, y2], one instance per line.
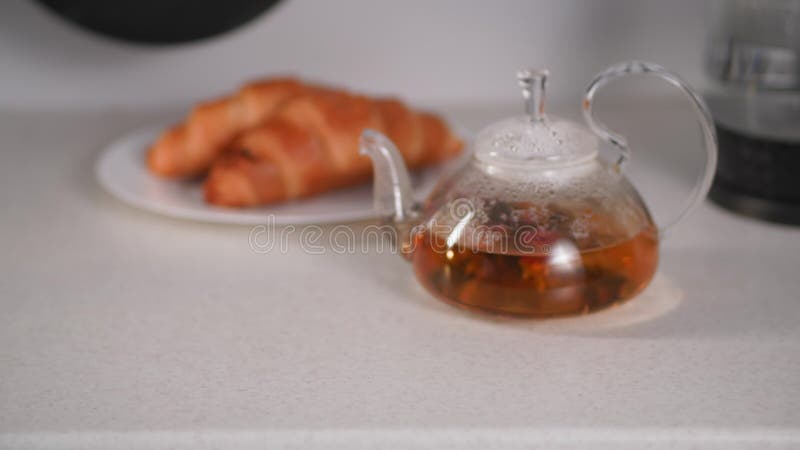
[1, 102, 799, 449]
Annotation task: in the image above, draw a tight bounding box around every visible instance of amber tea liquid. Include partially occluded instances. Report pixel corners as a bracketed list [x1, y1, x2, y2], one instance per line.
[411, 227, 658, 317]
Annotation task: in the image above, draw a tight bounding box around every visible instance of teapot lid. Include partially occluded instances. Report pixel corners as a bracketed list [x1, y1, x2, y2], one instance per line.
[474, 69, 598, 168]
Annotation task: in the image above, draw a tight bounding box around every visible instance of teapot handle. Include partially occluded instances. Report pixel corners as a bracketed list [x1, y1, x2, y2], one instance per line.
[582, 61, 718, 237]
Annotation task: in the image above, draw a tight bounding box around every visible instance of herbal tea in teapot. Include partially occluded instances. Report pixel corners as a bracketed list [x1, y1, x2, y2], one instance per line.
[411, 208, 658, 317]
[361, 62, 717, 318]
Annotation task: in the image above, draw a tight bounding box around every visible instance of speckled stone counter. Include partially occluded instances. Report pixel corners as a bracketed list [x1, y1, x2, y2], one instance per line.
[1, 103, 798, 449]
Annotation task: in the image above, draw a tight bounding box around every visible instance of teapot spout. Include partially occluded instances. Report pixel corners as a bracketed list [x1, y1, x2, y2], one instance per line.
[359, 129, 418, 225]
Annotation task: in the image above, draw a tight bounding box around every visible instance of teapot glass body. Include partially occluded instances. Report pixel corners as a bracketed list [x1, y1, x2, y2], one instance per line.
[406, 156, 658, 317]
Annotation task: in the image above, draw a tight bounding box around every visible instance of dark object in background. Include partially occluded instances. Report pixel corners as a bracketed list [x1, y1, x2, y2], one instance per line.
[34, 0, 283, 45]
[705, 0, 800, 225]
[711, 125, 800, 225]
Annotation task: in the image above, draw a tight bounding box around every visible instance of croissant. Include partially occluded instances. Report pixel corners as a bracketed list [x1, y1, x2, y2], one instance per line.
[204, 89, 462, 207]
[147, 78, 305, 178]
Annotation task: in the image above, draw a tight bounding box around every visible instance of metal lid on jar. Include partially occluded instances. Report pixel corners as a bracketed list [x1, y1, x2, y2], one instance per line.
[474, 69, 598, 168]
[705, 0, 800, 90]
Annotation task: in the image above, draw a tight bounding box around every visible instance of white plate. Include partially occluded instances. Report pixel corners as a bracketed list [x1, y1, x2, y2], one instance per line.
[95, 125, 470, 225]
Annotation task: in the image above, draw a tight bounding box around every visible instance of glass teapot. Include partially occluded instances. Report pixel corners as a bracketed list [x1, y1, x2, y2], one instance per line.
[360, 61, 717, 318]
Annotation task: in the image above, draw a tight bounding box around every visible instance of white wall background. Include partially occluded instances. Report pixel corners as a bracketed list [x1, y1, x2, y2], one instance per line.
[0, 0, 707, 110]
